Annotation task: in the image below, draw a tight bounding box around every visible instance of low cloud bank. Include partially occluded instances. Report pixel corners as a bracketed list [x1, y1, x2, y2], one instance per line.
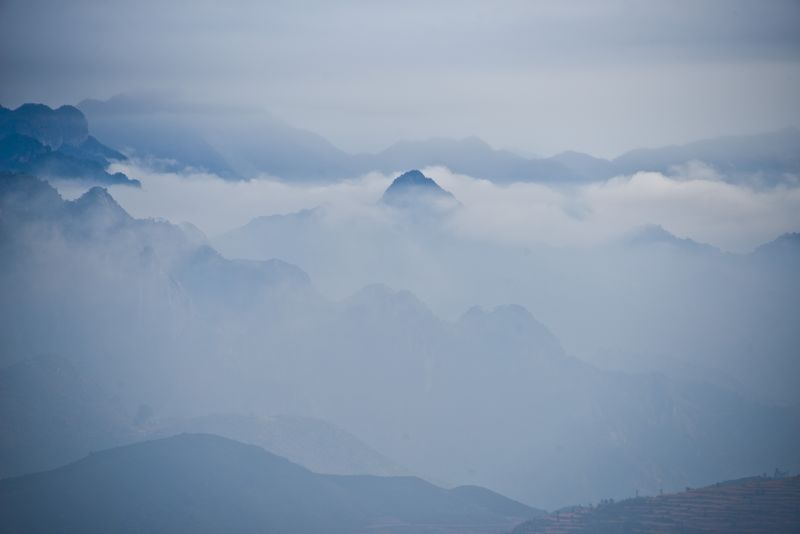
[55, 161, 800, 252]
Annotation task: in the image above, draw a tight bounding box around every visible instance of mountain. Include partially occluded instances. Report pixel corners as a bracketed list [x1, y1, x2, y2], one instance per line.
[74, 93, 800, 186]
[363, 137, 583, 184]
[151, 413, 406, 476]
[622, 224, 718, 254]
[0, 104, 137, 186]
[612, 127, 800, 186]
[77, 95, 599, 183]
[174, 245, 315, 318]
[0, 171, 317, 411]
[753, 232, 800, 261]
[2, 171, 799, 510]
[512, 475, 800, 533]
[303, 127, 800, 185]
[0, 433, 541, 534]
[455, 304, 566, 362]
[0, 103, 88, 149]
[548, 151, 617, 181]
[381, 169, 459, 211]
[78, 93, 353, 180]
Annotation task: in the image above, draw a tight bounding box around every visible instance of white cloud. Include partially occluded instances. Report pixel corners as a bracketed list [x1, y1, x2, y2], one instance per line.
[55, 162, 800, 253]
[92, 163, 393, 237]
[429, 167, 800, 252]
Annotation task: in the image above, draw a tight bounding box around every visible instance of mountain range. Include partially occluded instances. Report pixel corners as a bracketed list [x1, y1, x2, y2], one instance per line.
[214, 169, 800, 409]
[3, 96, 798, 190]
[0, 104, 137, 186]
[1, 170, 798, 509]
[76, 93, 800, 186]
[3, 96, 798, 188]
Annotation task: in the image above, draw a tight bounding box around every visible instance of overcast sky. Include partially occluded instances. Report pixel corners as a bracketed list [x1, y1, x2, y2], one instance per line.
[1, 0, 799, 157]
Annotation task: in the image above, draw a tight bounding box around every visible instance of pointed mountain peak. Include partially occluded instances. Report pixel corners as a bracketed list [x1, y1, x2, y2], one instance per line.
[75, 185, 119, 205]
[624, 224, 716, 252]
[68, 186, 132, 226]
[388, 169, 436, 188]
[457, 304, 565, 359]
[381, 170, 458, 210]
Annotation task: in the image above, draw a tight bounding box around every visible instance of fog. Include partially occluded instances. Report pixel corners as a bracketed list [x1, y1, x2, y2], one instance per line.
[2, 2, 800, 530]
[59, 161, 800, 253]
[3, 156, 797, 511]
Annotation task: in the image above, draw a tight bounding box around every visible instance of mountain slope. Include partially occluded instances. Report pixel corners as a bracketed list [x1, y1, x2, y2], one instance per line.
[151, 413, 407, 476]
[363, 137, 581, 184]
[612, 127, 800, 186]
[78, 93, 353, 180]
[512, 475, 800, 533]
[0, 434, 540, 534]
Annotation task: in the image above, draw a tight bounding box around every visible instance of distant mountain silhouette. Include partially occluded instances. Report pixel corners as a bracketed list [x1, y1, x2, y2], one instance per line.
[363, 137, 583, 184]
[381, 169, 458, 209]
[3, 170, 800, 510]
[548, 150, 616, 181]
[512, 475, 800, 533]
[0, 104, 137, 186]
[456, 304, 566, 362]
[151, 413, 407, 476]
[78, 93, 352, 180]
[612, 127, 800, 186]
[74, 93, 800, 186]
[622, 224, 718, 253]
[753, 232, 800, 260]
[0, 433, 541, 534]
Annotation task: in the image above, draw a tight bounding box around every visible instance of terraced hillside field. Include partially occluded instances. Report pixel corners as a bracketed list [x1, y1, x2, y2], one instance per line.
[512, 475, 800, 533]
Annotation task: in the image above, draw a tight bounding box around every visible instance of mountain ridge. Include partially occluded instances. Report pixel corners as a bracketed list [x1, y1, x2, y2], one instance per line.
[0, 104, 138, 186]
[0, 433, 541, 534]
[74, 93, 800, 186]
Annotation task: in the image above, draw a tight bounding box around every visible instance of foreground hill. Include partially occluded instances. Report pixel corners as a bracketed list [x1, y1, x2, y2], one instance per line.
[513, 476, 800, 533]
[0, 434, 540, 534]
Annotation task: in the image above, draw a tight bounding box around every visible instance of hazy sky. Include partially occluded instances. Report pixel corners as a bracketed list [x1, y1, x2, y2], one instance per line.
[1, 0, 799, 157]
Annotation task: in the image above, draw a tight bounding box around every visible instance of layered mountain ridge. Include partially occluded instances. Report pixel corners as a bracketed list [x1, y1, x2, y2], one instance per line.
[1, 171, 798, 510]
[75, 93, 800, 186]
[0, 104, 137, 186]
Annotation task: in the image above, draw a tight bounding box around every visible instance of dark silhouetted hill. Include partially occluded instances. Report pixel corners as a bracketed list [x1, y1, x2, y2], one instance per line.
[0, 434, 540, 534]
[512, 475, 800, 533]
[381, 169, 459, 211]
